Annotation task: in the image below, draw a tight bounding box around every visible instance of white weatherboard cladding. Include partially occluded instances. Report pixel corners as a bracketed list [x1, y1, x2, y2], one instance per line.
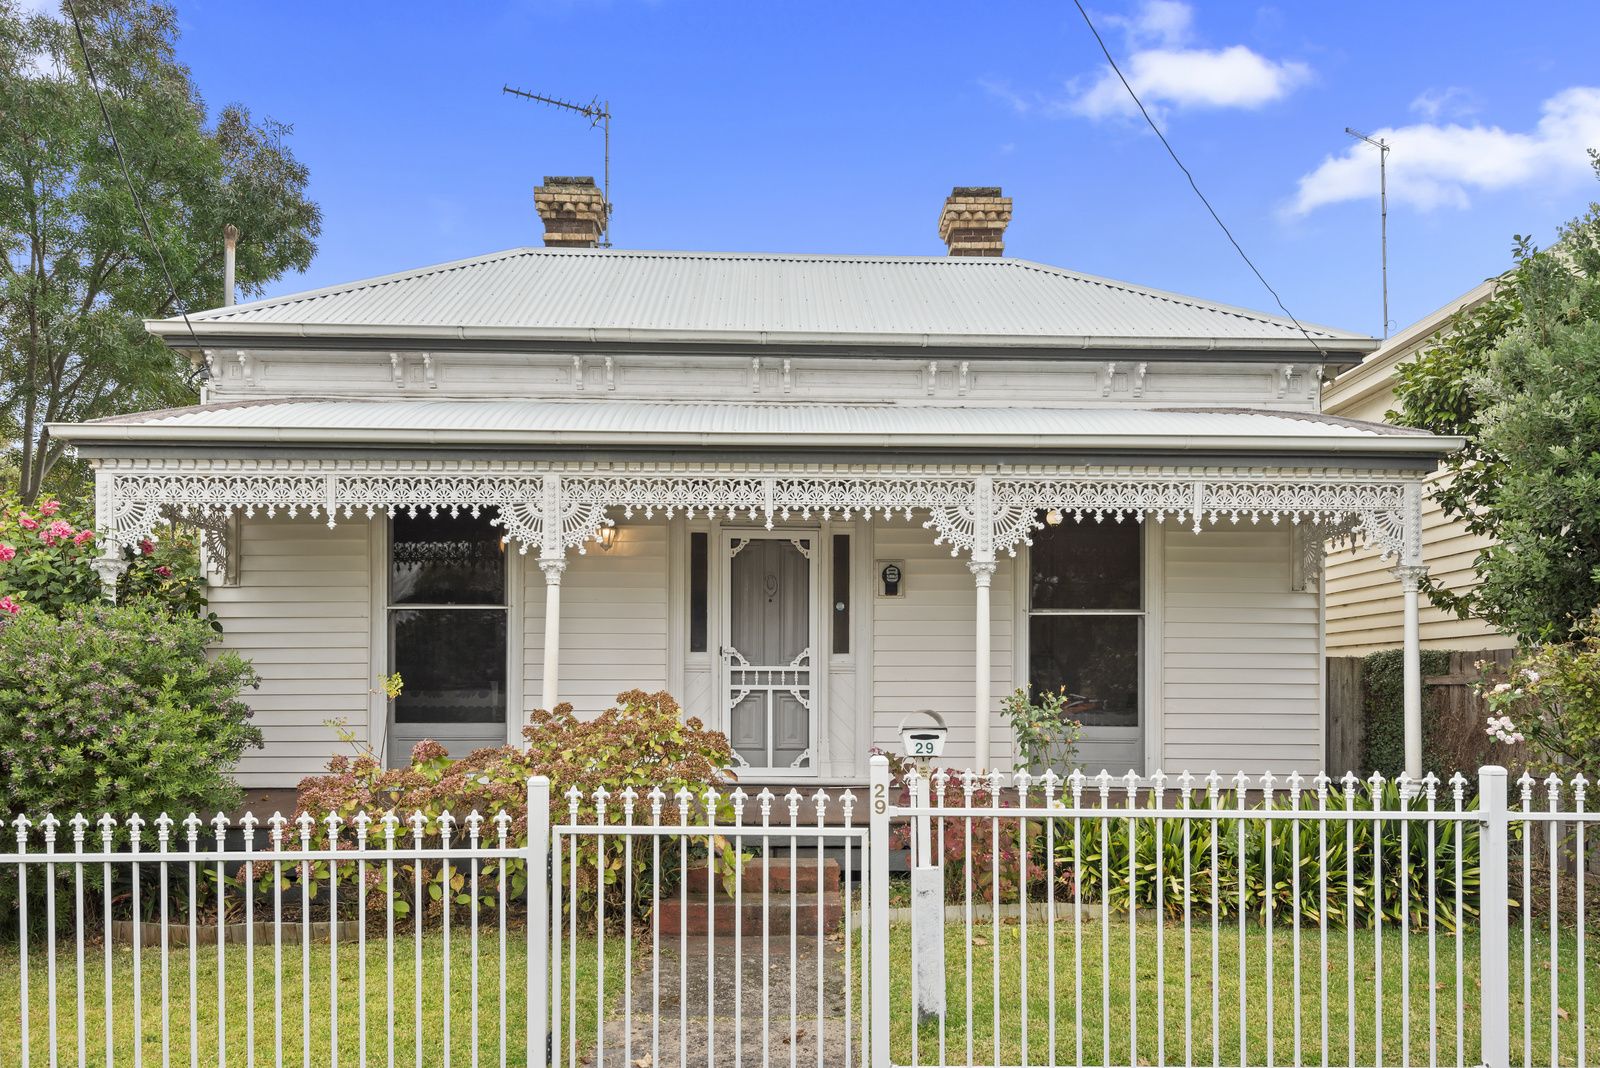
[524, 519, 670, 718]
[870, 518, 1017, 769]
[209, 514, 372, 788]
[1160, 524, 1323, 775]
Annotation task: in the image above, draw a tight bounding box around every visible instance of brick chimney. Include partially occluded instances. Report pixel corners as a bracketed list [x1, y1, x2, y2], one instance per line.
[534, 176, 606, 248]
[937, 186, 1012, 257]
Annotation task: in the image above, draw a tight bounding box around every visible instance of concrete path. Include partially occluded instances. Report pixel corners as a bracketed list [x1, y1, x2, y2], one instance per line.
[584, 932, 860, 1068]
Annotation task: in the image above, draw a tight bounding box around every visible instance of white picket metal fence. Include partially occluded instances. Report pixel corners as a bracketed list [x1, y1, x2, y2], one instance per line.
[2, 761, 1595, 1067]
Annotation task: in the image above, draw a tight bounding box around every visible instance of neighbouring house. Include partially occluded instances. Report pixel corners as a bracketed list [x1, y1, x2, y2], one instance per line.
[1322, 279, 1514, 656]
[55, 180, 1460, 792]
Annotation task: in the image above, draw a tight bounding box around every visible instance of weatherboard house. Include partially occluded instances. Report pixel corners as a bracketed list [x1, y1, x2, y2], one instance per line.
[57, 181, 1458, 793]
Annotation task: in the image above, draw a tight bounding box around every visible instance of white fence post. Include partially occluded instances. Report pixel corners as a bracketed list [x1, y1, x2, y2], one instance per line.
[527, 775, 551, 1066]
[868, 754, 891, 1068]
[1479, 764, 1510, 1068]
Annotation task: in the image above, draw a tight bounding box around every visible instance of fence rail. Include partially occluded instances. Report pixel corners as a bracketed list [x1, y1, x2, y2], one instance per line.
[3, 764, 1596, 1068]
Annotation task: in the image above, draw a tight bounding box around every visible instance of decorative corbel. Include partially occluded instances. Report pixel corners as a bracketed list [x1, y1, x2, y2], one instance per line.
[957, 361, 970, 396]
[237, 350, 253, 386]
[925, 360, 939, 396]
[421, 353, 436, 389]
[1277, 364, 1296, 399]
[750, 357, 762, 394]
[1132, 362, 1148, 398]
[390, 353, 405, 389]
[1100, 361, 1119, 397]
[781, 359, 793, 394]
[572, 355, 585, 390]
[603, 356, 615, 391]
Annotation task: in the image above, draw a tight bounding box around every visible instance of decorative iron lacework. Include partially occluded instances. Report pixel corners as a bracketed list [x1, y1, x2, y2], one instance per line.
[94, 463, 1422, 569]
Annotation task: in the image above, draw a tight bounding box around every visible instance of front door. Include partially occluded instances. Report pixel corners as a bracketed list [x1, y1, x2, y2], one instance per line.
[720, 533, 817, 773]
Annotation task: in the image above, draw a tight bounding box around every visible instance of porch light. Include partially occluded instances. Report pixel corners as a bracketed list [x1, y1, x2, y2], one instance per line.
[595, 524, 617, 552]
[1045, 508, 1063, 526]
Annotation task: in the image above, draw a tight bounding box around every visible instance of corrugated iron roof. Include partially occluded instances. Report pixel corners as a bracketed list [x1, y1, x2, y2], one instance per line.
[60, 399, 1446, 455]
[149, 248, 1372, 353]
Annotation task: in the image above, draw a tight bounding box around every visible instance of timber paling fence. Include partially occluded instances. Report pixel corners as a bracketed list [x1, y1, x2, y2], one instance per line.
[1, 762, 1596, 1068]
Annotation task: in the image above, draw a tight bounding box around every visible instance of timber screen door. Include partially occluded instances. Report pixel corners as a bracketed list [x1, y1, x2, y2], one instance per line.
[721, 533, 817, 772]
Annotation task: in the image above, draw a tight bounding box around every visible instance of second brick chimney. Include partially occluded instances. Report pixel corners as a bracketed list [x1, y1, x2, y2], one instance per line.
[937, 186, 1012, 256]
[534, 176, 606, 248]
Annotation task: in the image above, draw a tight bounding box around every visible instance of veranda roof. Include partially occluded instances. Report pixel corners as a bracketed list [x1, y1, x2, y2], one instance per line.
[143, 248, 1374, 358]
[59, 399, 1451, 457]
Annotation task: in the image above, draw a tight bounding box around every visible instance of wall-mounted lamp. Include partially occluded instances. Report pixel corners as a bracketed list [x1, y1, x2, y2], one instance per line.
[1045, 508, 1064, 526]
[595, 525, 618, 552]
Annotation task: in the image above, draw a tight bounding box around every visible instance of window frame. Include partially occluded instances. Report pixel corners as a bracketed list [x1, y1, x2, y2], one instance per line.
[1021, 517, 1148, 731]
[380, 511, 517, 763]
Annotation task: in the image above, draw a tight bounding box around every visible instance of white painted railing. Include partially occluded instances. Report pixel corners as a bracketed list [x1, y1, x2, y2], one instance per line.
[3, 763, 1595, 1067]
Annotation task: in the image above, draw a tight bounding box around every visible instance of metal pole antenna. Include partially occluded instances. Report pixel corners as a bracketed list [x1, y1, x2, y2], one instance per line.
[1346, 127, 1391, 337]
[504, 85, 614, 246]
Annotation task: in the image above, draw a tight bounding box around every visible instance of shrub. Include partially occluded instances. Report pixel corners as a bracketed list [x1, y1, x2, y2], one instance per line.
[1362, 648, 1454, 778]
[287, 690, 738, 922]
[1000, 686, 1083, 774]
[0, 494, 208, 619]
[1480, 610, 1600, 784]
[1053, 778, 1481, 931]
[0, 601, 262, 825]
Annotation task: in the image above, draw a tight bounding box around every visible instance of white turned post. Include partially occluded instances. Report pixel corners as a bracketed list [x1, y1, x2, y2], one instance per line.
[1399, 566, 1425, 779]
[1396, 481, 1428, 781]
[539, 558, 565, 711]
[970, 559, 996, 772]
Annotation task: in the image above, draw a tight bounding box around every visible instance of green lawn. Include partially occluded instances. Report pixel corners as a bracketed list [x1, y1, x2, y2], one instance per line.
[1, 927, 618, 1067]
[885, 915, 1600, 1067]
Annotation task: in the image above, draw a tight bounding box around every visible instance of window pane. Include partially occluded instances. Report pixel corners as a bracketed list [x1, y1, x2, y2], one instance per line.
[689, 532, 708, 653]
[831, 533, 850, 655]
[390, 509, 505, 605]
[390, 609, 506, 723]
[1028, 615, 1140, 727]
[1029, 517, 1141, 611]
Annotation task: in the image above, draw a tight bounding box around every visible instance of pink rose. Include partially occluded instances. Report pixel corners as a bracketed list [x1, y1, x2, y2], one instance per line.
[39, 500, 60, 517]
[0, 544, 14, 562]
[18, 515, 38, 530]
[73, 529, 94, 546]
[40, 519, 74, 546]
[155, 565, 173, 579]
[139, 539, 155, 556]
[0, 596, 19, 616]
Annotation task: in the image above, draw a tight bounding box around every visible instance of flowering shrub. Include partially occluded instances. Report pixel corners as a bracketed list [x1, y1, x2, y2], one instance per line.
[1479, 608, 1600, 781]
[285, 690, 738, 923]
[0, 494, 207, 618]
[1000, 685, 1083, 773]
[0, 601, 262, 826]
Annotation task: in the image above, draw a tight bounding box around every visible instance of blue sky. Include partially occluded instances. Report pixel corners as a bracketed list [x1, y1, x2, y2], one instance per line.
[160, 1, 1600, 338]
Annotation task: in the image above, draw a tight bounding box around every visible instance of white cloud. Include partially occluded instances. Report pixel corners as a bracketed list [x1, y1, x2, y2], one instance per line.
[1050, 1, 1309, 120]
[1068, 44, 1311, 119]
[1410, 86, 1477, 121]
[1288, 87, 1600, 215]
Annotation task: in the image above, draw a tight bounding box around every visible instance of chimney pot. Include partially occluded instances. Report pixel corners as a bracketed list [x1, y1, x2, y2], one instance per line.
[938, 186, 1012, 257]
[534, 175, 607, 249]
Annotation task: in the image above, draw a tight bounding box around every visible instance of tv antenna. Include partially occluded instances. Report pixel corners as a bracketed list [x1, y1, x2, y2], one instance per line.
[1345, 127, 1391, 338]
[504, 85, 613, 246]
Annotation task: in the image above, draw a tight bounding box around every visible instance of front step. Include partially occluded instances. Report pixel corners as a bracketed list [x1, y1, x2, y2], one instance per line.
[682, 857, 841, 895]
[658, 857, 845, 936]
[657, 894, 845, 936]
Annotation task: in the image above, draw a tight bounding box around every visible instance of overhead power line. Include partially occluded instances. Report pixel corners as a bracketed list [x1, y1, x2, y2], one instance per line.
[1069, 0, 1328, 357]
[63, 0, 207, 371]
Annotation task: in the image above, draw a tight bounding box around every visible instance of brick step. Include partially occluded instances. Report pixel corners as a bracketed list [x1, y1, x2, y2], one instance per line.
[682, 857, 841, 896]
[656, 895, 845, 937]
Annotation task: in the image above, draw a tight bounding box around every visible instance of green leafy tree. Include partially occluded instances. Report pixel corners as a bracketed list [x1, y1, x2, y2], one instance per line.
[0, 0, 319, 503]
[1393, 151, 1600, 644]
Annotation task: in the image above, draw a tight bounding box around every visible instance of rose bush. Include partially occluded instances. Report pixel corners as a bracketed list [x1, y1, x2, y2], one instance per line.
[0, 494, 207, 618]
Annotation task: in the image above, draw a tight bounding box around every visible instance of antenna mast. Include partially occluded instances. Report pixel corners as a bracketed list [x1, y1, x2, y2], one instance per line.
[1345, 127, 1391, 338]
[504, 85, 613, 246]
